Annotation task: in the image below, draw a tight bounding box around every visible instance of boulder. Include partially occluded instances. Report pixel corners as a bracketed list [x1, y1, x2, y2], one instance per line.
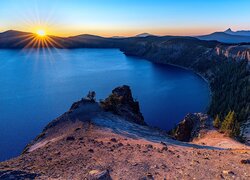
[88, 170, 112, 180]
[240, 159, 250, 164]
[171, 113, 211, 142]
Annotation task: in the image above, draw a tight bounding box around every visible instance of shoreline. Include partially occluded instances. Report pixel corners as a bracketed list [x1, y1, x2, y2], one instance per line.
[164, 62, 212, 97]
[128, 57, 214, 114]
[122, 53, 249, 144]
[153, 62, 213, 117]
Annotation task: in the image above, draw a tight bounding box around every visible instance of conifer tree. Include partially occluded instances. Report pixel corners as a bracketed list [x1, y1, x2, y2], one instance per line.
[221, 111, 239, 137]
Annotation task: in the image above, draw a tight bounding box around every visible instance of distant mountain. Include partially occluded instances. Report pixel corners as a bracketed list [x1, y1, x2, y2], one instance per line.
[0, 30, 32, 38]
[197, 30, 250, 43]
[135, 33, 156, 37]
[224, 28, 250, 36]
[68, 34, 105, 40]
[0, 30, 35, 48]
[0, 30, 123, 49]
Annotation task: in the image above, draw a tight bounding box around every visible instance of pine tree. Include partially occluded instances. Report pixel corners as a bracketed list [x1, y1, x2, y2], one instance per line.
[220, 111, 232, 133]
[213, 115, 221, 128]
[220, 111, 239, 137]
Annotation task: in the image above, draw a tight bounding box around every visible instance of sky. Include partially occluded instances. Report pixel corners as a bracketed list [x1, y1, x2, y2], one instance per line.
[1, 0, 250, 37]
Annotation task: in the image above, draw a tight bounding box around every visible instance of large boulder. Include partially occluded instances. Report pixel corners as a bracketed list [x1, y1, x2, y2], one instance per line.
[100, 85, 146, 125]
[172, 113, 211, 142]
[88, 170, 112, 180]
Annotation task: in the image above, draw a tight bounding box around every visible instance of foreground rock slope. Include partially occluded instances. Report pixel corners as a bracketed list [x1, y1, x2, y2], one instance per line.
[0, 86, 249, 179]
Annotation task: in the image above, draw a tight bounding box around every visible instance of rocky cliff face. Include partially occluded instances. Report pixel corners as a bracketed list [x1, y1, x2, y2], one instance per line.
[215, 45, 250, 62]
[121, 37, 250, 69]
[120, 37, 224, 82]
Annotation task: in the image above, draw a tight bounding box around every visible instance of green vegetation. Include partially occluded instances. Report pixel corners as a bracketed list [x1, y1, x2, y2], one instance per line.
[220, 111, 240, 137]
[208, 60, 250, 138]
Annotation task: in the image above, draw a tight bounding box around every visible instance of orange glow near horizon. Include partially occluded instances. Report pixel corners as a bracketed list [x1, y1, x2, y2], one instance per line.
[0, 25, 227, 38]
[11, 27, 63, 50]
[1, 1, 250, 38]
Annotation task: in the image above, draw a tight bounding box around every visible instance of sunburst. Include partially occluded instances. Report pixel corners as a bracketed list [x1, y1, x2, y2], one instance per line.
[36, 29, 46, 37]
[13, 31, 63, 49]
[10, 9, 67, 63]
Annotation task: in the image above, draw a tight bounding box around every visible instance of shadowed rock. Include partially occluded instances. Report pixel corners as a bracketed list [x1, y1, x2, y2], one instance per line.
[0, 170, 39, 180]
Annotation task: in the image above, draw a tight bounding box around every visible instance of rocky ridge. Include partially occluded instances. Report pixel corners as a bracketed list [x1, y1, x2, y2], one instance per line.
[215, 45, 250, 62]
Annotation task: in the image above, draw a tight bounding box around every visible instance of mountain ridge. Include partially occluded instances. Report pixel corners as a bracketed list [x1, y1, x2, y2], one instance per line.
[224, 28, 250, 36]
[197, 28, 250, 43]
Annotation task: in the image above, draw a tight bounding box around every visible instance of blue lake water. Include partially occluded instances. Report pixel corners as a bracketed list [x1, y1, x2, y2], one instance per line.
[0, 48, 210, 161]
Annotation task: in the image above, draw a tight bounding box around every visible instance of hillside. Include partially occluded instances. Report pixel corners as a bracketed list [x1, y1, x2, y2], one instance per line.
[0, 86, 249, 179]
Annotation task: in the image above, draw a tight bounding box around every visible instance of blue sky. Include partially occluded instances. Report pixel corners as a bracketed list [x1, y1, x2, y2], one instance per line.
[1, 0, 250, 36]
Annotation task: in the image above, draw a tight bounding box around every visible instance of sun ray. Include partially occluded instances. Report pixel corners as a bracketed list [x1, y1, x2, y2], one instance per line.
[14, 35, 35, 47]
[46, 36, 64, 48]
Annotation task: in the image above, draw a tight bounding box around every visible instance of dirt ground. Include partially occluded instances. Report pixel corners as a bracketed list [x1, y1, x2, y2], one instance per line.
[0, 119, 249, 180]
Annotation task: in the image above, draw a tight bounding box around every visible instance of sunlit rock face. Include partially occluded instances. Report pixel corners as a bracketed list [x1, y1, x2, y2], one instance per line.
[215, 45, 250, 62]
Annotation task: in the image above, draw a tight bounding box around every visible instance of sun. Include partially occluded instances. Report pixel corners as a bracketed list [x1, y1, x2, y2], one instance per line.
[36, 29, 46, 37]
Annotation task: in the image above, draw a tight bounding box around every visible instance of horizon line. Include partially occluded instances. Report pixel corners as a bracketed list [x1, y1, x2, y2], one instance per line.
[0, 28, 249, 38]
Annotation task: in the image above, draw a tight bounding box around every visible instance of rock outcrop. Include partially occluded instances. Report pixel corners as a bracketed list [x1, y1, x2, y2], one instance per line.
[215, 45, 250, 62]
[171, 113, 212, 142]
[100, 85, 145, 125]
[22, 85, 145, 154]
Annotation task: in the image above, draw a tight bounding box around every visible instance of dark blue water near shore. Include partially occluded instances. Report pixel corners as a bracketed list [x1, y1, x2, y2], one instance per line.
[0, 48, 210, 161]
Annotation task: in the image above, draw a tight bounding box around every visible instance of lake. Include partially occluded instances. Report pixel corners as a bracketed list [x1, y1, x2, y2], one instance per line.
[0, 48, 210, 161]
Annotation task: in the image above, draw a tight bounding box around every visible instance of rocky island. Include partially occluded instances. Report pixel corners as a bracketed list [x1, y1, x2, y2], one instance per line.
[0, 85, 249, 179]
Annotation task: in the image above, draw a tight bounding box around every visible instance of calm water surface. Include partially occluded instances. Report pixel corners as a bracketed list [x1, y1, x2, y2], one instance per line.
[0, 48, 210, 161]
